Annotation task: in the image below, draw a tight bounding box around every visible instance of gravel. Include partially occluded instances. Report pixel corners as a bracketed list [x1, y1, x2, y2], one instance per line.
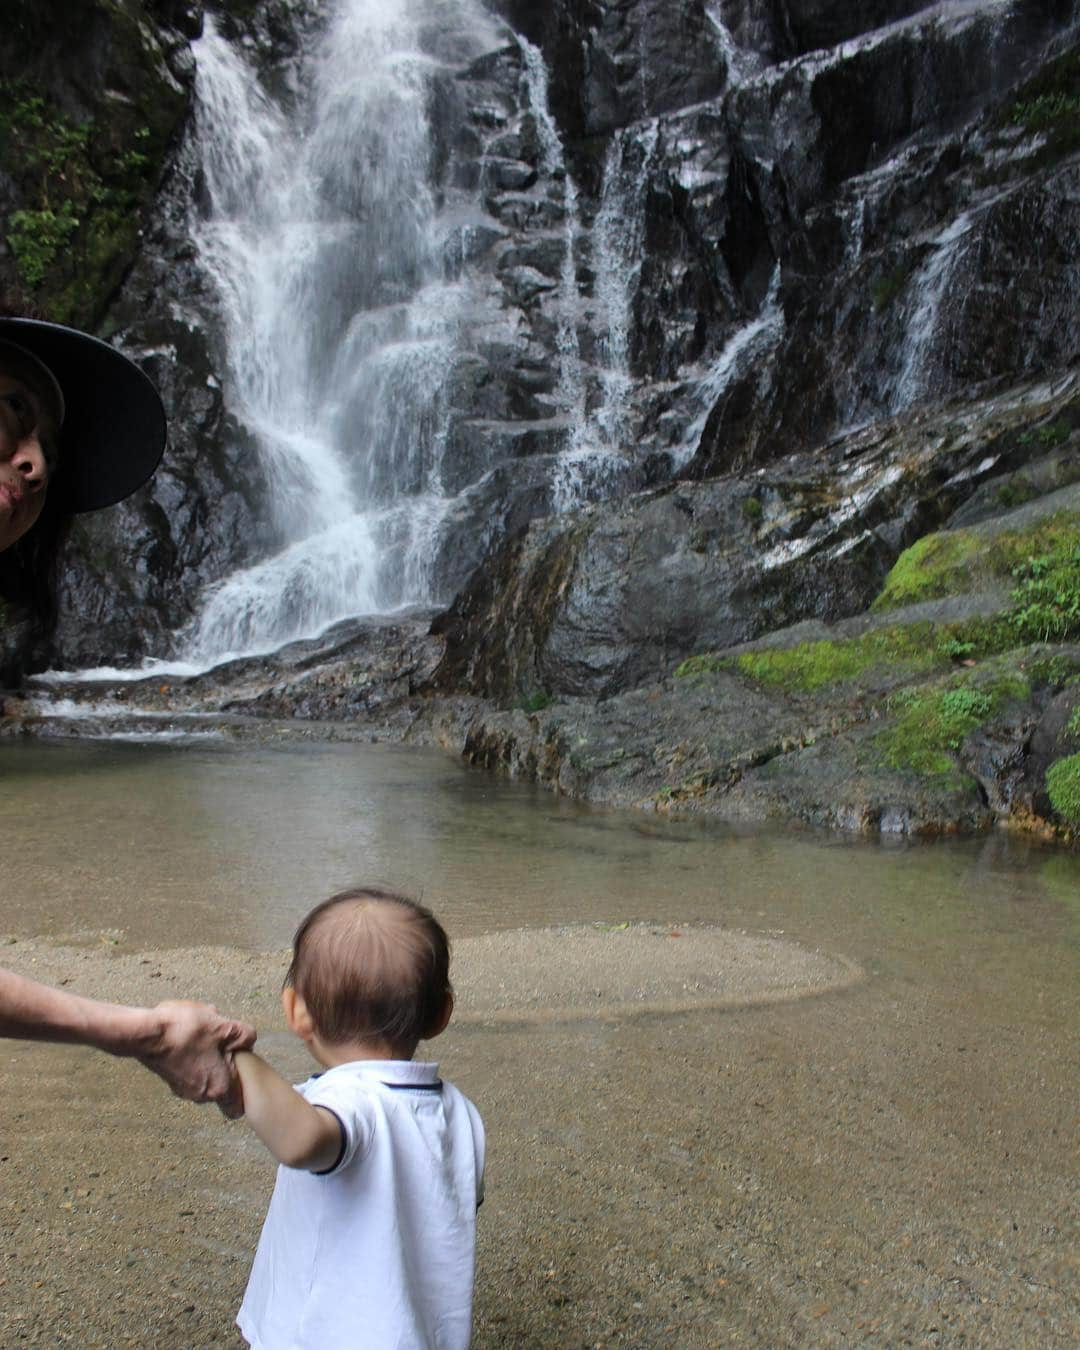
[0, 926, 1074, 1347]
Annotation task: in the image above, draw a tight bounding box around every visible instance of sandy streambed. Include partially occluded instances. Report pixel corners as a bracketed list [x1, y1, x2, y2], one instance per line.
[0, 924, 1074, 1347]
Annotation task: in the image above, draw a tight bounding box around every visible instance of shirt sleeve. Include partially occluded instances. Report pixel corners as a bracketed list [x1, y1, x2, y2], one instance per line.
[298, 1074, 377, 1176]
[469, 1099, 486, 1208]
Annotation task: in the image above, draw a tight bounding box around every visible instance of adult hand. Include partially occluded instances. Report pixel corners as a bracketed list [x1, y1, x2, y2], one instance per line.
[137, 999, 256, 1118]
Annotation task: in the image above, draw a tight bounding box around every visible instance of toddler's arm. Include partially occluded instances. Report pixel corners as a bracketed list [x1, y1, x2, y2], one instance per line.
[234, 1050, 343, 1172]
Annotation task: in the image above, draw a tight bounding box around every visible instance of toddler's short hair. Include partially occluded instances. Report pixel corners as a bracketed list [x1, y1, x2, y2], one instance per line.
[285, 886, 451, 1052]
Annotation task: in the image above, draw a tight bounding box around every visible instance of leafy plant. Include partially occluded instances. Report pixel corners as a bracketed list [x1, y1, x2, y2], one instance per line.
[996, 478, 1035, 510]
[876, 673, 1025, 777]
[1038, 421, 1071, 447]
[1011, 91, 1080, 132]
[1009, 545, 1080, 643]
[938, 688, 993, 721]
[939, 636, 976, 661]
[8, 202, 80, 286]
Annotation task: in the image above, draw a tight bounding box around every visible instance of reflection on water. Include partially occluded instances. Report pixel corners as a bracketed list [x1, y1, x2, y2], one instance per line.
[2, 739, 1078, 1008]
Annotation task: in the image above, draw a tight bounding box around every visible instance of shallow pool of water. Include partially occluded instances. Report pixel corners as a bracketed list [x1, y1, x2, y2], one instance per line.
[2, 737, 1077, 998]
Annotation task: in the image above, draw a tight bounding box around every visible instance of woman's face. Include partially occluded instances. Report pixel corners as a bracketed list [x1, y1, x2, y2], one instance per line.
[0, 371, 51, 552]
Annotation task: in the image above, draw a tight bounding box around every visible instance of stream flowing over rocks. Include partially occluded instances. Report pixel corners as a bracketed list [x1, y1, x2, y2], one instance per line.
[2, 0, 1079, 841]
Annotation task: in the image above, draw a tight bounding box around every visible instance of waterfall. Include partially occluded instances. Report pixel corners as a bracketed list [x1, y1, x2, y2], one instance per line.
[177, 2, 498, 666]
[590, 121, 659, 452]
[888, 211, 974, 414]
[517, 34, 586, 436]
[676, 266, 786, 468]
[704, 4, 760, 86]
[546, 120, 661, 512]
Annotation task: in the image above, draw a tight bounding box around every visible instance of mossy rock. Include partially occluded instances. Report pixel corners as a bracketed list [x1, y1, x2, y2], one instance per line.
[678, 623, 945, 693]
[874, 659, 1031, 782]
[873, 508, 1080, 628]
[1046, 753, 1080, 826]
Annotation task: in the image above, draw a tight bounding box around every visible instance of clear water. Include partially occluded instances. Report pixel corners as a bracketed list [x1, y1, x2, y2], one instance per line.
[3, 740, 1077, 1017]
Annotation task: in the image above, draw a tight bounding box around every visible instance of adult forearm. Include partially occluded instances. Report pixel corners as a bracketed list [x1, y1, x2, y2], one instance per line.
[0, 968, 255, 1113]
[0, 965, 158, 1053]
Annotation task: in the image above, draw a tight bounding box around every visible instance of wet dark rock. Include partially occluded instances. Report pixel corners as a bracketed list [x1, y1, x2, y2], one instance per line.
[433, 372, 1079, 704]
[1013, 685, 1080, 822]
[500, 265, 559, 306]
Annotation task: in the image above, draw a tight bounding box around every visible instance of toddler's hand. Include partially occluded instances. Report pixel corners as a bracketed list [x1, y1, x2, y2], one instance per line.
[139, 999, 256, 1116]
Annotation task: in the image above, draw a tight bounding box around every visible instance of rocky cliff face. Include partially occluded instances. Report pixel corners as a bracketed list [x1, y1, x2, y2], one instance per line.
[4, 0, 1080, 838]
[4, 0, 1072, 673]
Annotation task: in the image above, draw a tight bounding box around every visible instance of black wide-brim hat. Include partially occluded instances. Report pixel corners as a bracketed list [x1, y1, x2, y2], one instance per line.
[0, 317, 167, 512]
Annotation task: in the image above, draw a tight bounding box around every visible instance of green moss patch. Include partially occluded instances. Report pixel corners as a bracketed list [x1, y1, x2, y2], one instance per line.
[675, 625, 951, 692]
[876, 667, 1030, 779]
[1046, 754, 1080, 826]
[873, 512, 1080, 616]
[730, 624, 945, 692]
[872, 531, 984, 609]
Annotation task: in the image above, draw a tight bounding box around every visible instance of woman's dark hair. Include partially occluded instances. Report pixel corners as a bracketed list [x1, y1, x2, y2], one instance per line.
[286, 886, 452, 1052]
[0, 481, 70, 624]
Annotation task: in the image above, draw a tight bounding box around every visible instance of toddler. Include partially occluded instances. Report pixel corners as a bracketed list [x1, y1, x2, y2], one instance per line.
[233, 886, 485, 1349]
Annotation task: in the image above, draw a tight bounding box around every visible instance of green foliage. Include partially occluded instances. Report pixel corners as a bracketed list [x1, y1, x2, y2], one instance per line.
[877, 671, 1027, 777]
[1023, 651, 1080, 689]
[1001, 44, 1080, 159]
[1008, 541, 1080, 643]
[872, 264, 909, 312]
[1046, 754, 1080, 826]
[1011, 92, 1080, 132]
[519, 689, 553, 713]
[1068, 706, 1080, 738]
[1038, 421, 1071, 447]
[996, 477, 1036, 510]
[939, 636, 976, 661]
[0, 69, 170, 322]
[7, 202, 80, 287]
[1020, 421, 1072, 449]
[938, 688, 993, 721]
[742, 496, 763, 522]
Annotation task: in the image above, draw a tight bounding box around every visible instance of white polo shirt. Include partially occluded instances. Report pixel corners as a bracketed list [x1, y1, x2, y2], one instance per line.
[237, 1059, 485, 1350]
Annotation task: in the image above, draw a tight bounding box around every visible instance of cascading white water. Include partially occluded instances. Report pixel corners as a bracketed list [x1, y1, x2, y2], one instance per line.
[547, 119, 661, 512]
[517, 34, 586, 433]
[676, 265, 786, 468]
[178, 2, 499, 666]
[517, 34, 632, 515]
[590, 121, 659, 452]
[888, 211, 974, 413]
[704, 4, 761, 86]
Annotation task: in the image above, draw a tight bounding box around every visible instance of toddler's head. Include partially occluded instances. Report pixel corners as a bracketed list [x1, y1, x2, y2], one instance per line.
[285, 886, 452, 1059]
